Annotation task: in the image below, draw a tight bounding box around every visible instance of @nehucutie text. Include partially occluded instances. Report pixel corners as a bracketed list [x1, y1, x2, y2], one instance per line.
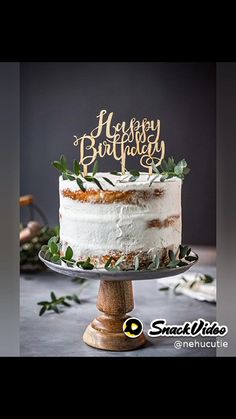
[148, 318, 228, 338]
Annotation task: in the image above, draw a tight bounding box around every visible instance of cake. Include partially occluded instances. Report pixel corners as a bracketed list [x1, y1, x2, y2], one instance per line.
[59, 172, 182, 269]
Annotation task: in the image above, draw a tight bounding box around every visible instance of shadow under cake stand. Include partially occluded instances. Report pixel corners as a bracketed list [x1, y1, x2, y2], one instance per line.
[39, 251, 198, 352]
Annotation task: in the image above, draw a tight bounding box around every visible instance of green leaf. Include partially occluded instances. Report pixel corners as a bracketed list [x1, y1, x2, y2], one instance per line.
[48, 236, 58, 245]
[159, 287, 170, 291]
[60, 257, 74, 266]
[51, 291, 57, 301]
[168, 250, 175, 261]
[72, 294, 81, 304]
[129, 170, 140, 177]
[77, 257, 94, 270]
[149, 174, 159, 187]
[60, 155, 67, 170]
[167, 157, 175, 171]
[50, 241, 58, 254]
[41, 244, 49, 252]
[160, 159, 168, 172]
[186, 247, 192, 256]
[105, 257, 113, 268]
[52, 306, 60, 314]
[202, 274, 214, 284]
[37, 301, 49, 305]
[66, 295, 73, 300]
[76, 178, 86, 192]
[183, 167, 191, 175]
[173, 283, 181, 294]
[102, 177, 115, 187]
[67, 175, 75, 181]
[160, 174, 168, 182]
[153, 255, 160, 269]
[174, 159, 187, 176]
[134, 255, 139, 271]
[151, 161, 160, 174]
[92, 177, 103, 190]
[129, 175, 139, 182]
[185, 255, 198, 262]
[177, 260, 188, 267]
[92, 160, 99, 176]
[51, 254, 60, 263]
[52, 161, 65, 172]
[115, 255, 125, 267]
[73, 159, 81, 176]
[62, 173, 68, 180]
[179, 245, 189, 259]
[44, 250, 53, 261]
[39, 306, 47, 316]
[110, 171, 121, 176]
[166, 260, 179, 268]
[84, 176, 93, 182]
[62, 301, 71, 307]
[65, 246, 73, 261]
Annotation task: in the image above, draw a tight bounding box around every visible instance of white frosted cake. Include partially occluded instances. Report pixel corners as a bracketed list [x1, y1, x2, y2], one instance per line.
[59, 172, 182, 269]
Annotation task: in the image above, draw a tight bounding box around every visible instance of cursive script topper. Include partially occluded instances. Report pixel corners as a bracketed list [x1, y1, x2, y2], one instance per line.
[73, 110, 165, 175]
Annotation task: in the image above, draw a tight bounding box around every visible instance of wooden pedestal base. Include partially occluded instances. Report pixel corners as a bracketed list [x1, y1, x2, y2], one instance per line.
[83, 280, 146, 351]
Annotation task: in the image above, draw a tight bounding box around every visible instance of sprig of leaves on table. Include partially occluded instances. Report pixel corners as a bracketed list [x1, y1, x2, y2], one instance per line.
[37, 290, 83, 316]
[159, 273, 215, 294]
[52, 155, 114, 191]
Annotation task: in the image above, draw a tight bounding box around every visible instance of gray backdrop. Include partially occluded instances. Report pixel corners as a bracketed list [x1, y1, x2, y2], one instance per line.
[20, 62, 216, 245]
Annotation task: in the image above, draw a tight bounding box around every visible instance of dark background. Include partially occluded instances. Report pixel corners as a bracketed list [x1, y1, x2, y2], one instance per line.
[20, 62, 216, 245]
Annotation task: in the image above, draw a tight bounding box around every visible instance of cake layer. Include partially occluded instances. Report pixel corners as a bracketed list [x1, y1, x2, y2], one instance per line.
[59, 172, 182, 268]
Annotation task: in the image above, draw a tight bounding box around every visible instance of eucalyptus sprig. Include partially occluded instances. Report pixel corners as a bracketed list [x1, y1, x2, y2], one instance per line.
[159, 273, 215, 294]
[104, 255, 126, 271]
[150, 157, 190, 185]
[41, 236, 76, 267]
[37, 289, 85, 316]
[166, 245, 197, 268]
[52, 155, 115, 191]
[77, 257, 94, 270]
[110, 156, 190, 185]
[115, 169, 141, 183]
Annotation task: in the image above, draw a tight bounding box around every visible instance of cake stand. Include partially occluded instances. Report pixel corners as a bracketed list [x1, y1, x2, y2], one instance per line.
[39, 251, 198, 351]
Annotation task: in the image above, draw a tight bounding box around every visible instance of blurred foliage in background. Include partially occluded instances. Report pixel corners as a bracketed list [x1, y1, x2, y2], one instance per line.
[20, 225, 59, 273]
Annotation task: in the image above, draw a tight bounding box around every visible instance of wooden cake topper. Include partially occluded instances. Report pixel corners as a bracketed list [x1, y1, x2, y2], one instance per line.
[73, 110, 165, 176]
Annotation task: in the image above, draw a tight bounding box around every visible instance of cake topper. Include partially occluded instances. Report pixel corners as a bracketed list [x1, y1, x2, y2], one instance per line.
[73, 110, 165, 176]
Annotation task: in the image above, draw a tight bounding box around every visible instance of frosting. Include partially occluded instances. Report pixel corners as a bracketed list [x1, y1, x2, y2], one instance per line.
[59, 173, 182, 265]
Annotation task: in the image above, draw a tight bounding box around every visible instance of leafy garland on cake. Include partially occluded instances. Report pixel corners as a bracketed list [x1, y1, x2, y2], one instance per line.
[52, 155, 190, 191]
[41, 234, 198, 272]
[52, 155, 114, 191]
[111, 157, 190, 184]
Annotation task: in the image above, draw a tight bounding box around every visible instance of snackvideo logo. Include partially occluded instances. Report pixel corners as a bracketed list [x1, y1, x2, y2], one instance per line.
[123, 317, 228, 338]
[123, 317, 143, 338]
[148, 318, 228, 338]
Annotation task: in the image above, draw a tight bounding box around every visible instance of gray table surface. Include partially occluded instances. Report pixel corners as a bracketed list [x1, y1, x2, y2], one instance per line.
[20, 260, 216, 357]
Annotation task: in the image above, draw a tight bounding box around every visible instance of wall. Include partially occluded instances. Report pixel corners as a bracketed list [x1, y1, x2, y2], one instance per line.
[20, 62, 216, 245]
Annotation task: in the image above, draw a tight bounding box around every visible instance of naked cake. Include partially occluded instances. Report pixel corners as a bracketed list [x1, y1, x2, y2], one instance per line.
[59, 172, 182, 269]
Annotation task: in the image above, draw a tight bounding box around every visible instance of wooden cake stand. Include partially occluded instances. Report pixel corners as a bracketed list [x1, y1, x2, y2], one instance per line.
[39, 251, 198, 352]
